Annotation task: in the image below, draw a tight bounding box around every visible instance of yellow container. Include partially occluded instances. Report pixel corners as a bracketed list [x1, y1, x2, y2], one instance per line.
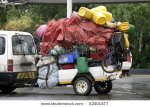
[92, 12, 106, 25]
[100, 11, 112, 22]
[124, 33, 130, 49]
[118, 22, 130, 32]
[91, 6, 107, 12]
[78, 7, 93, 20]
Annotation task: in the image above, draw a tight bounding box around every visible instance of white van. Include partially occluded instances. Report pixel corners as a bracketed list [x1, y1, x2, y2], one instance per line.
[0, 31, 37, 94]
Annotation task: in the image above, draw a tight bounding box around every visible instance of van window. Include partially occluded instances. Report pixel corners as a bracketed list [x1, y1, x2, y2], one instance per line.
[12, 35, 36, 55]
[0, 37, 5, 55]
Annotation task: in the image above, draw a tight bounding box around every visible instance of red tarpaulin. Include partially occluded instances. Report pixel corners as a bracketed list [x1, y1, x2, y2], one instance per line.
[41, 12, 114, 58]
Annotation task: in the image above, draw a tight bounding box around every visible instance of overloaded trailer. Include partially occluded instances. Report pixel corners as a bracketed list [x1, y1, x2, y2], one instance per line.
[35, 6, 134, 95]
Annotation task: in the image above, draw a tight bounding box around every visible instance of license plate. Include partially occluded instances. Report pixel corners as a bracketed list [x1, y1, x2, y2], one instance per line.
[17, 72, 35, 79]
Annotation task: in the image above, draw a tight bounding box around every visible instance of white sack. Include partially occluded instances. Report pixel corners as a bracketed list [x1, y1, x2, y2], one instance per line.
[37, 63, 59, 89]
[38, 66, 49, 80]
[36, 56, 56, 68]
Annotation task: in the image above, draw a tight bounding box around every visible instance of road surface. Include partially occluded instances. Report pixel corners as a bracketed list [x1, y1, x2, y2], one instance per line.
[0, 75, 150, 100]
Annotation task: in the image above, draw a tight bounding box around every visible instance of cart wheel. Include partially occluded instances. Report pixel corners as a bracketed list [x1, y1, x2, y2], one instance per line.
[94, 81, 112, 94]
[73, 77, 92, 96]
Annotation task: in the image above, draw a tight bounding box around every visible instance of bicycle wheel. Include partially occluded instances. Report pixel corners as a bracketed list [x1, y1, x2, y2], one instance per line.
[101, 54, 117, 73]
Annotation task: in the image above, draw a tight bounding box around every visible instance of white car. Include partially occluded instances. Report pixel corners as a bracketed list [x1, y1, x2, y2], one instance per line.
[0, 31, 37, 94]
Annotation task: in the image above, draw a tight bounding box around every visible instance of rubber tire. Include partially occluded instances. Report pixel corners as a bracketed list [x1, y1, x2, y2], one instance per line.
[0, 86, 16, 94]
[94, 81, 112, 94]
[73, 77, 92, 96]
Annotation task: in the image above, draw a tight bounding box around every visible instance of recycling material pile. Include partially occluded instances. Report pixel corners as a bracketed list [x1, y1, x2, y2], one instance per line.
[36, 6, 134, 89]
[41, 6, 133, 57]
[41, 14, 112, 57]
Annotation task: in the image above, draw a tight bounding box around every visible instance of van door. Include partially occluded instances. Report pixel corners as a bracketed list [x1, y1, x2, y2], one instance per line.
[12, 35, 36, 72]
[0, 35, 7, 72]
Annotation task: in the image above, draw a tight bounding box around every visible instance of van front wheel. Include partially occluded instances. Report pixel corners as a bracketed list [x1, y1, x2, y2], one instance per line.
[73, 77, 92, 96]
[0, 86, 16, 94]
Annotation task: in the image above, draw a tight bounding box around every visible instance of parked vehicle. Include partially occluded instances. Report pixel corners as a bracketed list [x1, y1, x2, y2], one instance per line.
[0, 31, 37, 94]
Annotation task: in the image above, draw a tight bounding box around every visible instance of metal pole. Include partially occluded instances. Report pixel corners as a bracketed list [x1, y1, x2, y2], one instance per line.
[67, 0, 72, 18]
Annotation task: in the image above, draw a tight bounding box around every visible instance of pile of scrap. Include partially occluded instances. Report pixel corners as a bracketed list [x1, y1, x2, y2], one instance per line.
[40, 6, 133, 58]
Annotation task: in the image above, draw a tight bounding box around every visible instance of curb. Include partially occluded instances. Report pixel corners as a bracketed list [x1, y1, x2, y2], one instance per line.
[129, 69, 150, 75]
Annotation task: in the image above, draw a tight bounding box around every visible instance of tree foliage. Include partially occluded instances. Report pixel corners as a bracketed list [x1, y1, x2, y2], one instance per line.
[0, 3, 149, 68]
[5, 15, 32, 31]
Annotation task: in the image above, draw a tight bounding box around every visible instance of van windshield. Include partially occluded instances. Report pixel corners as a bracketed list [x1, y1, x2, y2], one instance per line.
[12, 35, 36, 55]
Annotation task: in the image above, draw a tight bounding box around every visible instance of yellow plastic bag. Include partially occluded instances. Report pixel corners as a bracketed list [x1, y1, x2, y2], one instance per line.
[124, 33, 130, 49]
[78, 7, 93, 20]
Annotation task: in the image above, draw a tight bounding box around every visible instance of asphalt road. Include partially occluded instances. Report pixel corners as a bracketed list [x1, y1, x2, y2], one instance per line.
[0, 75, 150, 100]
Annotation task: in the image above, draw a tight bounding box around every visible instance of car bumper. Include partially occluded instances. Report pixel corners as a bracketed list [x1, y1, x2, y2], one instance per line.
[0, 71, 36, 86]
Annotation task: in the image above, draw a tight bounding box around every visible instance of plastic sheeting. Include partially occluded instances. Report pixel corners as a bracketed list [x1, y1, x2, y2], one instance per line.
[49, 45, 63, 56]
[36, 56, 56, 68]
[37, 63, 59, 89]
[41, 12, 114, 58]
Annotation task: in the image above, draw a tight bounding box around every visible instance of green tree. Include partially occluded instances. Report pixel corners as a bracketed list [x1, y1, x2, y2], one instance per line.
[1, 3, 149, 68]
[106, 3, 150, 68]
[0, 7, 7, 27]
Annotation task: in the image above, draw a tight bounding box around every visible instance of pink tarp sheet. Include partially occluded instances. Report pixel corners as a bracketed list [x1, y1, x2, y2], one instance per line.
[41, 12, 114, 58]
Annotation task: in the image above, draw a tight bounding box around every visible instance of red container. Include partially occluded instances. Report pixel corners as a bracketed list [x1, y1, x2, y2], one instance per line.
[60, 64, 75, 70]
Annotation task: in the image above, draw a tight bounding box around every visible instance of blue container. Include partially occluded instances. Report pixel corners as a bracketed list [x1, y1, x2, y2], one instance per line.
[59, 54, 74, 64]
[67, 54, 74, 63]
[72, 48, 80, 60]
